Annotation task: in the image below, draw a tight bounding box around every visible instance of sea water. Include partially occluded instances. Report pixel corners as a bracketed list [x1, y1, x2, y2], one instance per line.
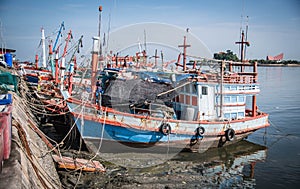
[247, 66, 300, 188]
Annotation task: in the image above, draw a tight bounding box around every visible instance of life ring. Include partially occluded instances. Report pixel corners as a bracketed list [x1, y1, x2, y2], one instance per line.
[160, 123, 171, 135]
[225, 128, 235, 141]
[196, 126, 205, 136]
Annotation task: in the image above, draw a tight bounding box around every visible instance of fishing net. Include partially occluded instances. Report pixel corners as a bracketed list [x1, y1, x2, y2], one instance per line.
[102, 78, 178, 113]
[0, 71, 19, 94]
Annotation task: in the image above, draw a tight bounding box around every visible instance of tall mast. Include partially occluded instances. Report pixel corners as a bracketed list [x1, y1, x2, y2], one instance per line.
[91, 36, 100, 101]
[48, 41, 55, 76]
[235, 28, 250, 72]
[178, 35, 190, 71]
[55, 47, 60, 84]
[41, 28, 47, 68]
[60, 30, 72, 90]
[52, 22, 65, 81]
[154, 49, 158, 68]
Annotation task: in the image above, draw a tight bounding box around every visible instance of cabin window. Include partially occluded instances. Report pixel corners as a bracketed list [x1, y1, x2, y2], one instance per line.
[238, 96, 245, 103]
[231, 113, 237, 119]
[224, 112, 244, 119]
[238, 112, 244, 118]
[202, 86, 208, 95]
[224, 113, 230, 119]
[231, 96, 237, 103]
[224, 96, 230, 103]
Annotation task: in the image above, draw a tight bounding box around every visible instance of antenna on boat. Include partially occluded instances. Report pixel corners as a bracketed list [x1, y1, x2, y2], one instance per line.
[144, 29, 147, 54]
[105, 13, 111, 57]
[244, 16, 249, 59]
[143, 29, 148, 65]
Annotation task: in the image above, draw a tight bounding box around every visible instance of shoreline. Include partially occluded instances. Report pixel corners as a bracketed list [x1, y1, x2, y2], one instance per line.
[257, 63, 300, 67]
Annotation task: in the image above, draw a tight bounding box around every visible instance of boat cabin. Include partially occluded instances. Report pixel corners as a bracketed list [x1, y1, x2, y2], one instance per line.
[173, 65, 259, 121]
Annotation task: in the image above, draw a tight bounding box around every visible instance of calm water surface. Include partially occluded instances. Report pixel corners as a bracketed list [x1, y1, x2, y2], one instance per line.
[247, 66, 300, 188]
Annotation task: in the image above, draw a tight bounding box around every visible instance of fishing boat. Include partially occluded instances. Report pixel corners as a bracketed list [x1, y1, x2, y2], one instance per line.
[62, 27, 269, 153]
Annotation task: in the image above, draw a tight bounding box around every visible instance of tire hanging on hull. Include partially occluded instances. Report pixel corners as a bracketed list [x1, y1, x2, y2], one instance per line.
[196, 126, 205, 136]
[225, 128, 235, 141]
[160, 123, 171, 135]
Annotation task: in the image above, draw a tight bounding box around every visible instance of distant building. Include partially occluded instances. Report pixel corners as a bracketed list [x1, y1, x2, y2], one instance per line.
[266, 53, 284, 61]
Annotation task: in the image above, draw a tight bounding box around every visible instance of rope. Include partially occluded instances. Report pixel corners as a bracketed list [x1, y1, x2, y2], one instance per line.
[156, 81, 191, 97]
[12, 139, 61, 188]
[89, 107, 107, 161]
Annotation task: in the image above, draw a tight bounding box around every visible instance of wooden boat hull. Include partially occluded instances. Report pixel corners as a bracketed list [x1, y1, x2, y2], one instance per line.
[66, 97, 269, 153]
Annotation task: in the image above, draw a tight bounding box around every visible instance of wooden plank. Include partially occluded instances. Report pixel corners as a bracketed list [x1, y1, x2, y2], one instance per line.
[52, 155, 105, 172]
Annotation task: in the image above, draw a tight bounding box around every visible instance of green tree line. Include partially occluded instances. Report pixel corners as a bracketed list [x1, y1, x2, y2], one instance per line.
[214, 50, 300, 64]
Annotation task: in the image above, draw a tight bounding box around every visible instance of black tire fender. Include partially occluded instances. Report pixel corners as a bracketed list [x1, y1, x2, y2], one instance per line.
[160, 123, 171, 135]
[225, 128, 235, 141]
[196, 126, 205, 136]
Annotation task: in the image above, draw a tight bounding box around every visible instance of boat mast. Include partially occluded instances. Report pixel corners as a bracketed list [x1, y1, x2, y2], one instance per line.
[35, 54, 39, 69]
[236, 18, 257, 117]
[220, 61, 225, 118]
[60, 30, 72, 91]
[91, 36, 100, 101]
[48, 41, 55, 76]
[67, 35, 83, 95]
[154, 49, 158, 68]
[235, 29, 250, 72]
[178, 35, 190, 71]
[252, 61, 258, 117]
[53, 22, 65, 81]
[41, 28, 47, 68]
[55, 46, 60, 84]
[68, 56, 76, 94]
[98, 6, 103, 57]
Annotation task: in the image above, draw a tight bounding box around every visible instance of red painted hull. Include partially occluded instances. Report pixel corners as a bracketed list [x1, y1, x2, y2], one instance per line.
[0, 105, 12, 160]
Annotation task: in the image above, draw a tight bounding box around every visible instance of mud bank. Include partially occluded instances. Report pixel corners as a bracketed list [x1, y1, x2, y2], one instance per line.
[56, 139, 265, 188]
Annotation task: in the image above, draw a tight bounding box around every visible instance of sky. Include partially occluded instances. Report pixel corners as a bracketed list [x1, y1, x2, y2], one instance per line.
[0, 0, 300, 61]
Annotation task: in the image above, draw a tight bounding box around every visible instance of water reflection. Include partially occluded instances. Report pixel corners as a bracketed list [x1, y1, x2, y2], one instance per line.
[170, 140, 267, 188]
[102, 140, 268, 188]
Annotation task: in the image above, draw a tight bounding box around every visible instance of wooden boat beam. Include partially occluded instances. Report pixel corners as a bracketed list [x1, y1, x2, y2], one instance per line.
[91, 36, 100, 100]
[252, 61, 258, 117]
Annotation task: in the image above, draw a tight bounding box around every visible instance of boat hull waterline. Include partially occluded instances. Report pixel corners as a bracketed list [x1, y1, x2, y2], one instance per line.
[66, 98, 269, 153]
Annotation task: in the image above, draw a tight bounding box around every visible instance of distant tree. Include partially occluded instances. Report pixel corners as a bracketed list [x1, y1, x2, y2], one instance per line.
[214, 50, 239, 61]
[249, 59, 300, 65]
